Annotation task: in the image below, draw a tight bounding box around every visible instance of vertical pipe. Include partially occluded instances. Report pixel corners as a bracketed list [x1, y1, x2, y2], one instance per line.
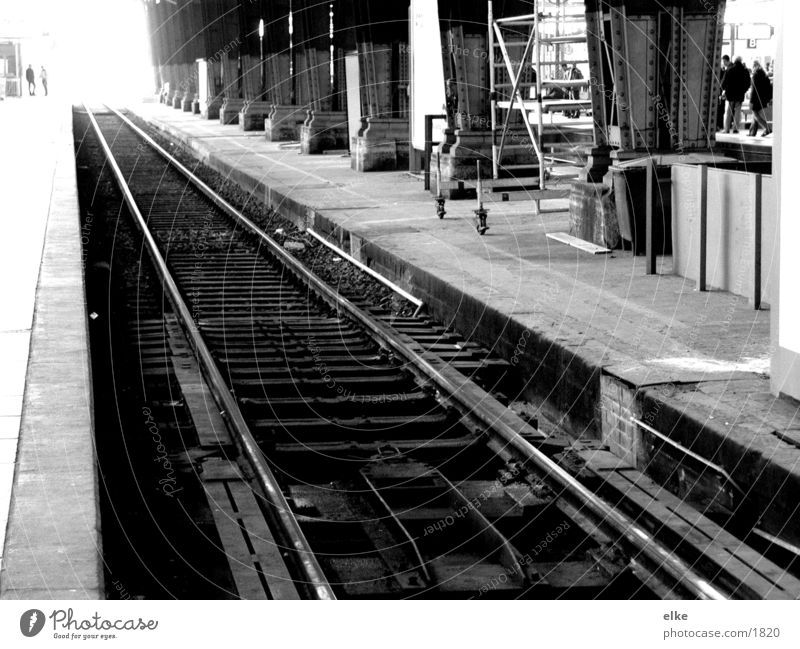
[488, 1, 498, 179]
[424, 114, 433, 191]
[477, 160, 483, 208]
[535, 1, 545, 192]
[753, 173, 762, 309]
[329, 3, 335, 110]
[260, 31, 265, 101]
[646, 158, 658, 275]
[698, 164, 708, 291]
[289, 1, 296, 104]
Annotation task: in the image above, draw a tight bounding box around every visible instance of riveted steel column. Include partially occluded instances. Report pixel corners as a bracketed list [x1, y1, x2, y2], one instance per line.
[584, 0, 727, 157]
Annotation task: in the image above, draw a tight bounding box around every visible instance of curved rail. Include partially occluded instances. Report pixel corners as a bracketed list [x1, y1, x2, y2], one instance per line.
[83, 104, 336, 600]
[104, 105, 729, 599]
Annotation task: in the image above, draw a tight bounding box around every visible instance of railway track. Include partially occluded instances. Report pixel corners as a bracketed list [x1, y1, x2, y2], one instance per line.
[77, 104, 800, 600]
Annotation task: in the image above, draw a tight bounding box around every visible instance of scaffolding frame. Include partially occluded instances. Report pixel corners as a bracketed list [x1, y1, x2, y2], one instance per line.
[489, 0, 592, 212]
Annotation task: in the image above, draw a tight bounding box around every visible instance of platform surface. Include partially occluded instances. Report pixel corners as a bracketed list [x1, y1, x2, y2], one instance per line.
[715, 131, 773, 147]
[0, 97, 101, 599]
[133, 102, 800, 546]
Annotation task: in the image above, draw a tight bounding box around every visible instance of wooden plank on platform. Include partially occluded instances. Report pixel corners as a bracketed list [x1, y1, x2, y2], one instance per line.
[546, 232, 611, 254]
[482, 189, 571, 203]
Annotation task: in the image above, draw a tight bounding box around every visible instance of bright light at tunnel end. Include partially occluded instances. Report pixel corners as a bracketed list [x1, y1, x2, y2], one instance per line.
[48, 0, 153, 105]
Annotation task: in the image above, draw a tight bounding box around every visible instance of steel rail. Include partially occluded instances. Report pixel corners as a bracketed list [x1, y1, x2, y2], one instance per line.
[108, 106, 729, 599]
[84, 104, 336, 600]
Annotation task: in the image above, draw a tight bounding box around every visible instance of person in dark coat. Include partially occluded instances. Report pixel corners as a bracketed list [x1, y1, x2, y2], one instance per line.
[748, 61, 772, 136]
[25, 64, 35, 96]
[721, 56, 751, 133]
[716, 55, 730, 130]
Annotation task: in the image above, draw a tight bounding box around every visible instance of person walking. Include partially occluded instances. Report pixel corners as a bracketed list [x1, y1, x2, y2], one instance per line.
[25, 64, 36, 96]
[565, 63, 584, 118]
[721, 56, 751, 133]
[716, 54, 730, 130]
[748, 61, 772, 136]
[40, 67, 48, 96]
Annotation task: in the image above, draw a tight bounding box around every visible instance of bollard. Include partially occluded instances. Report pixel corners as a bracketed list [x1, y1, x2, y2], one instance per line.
[474, 161, 489, 235]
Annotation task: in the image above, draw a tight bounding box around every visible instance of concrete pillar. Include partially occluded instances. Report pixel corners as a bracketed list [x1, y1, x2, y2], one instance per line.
[150, 0, 168, 101]
[296, 0, 348, 153]
[178, 0, 205, 112]
[170, 2, 189, 108]
[771, 2, 800, 399]
[428, 0, 494, 193]
[235, 0, 271, 130]
[348, 1, 410, 171]
[423, 0, 554, 192]
[143, 1, 163, 96]
[197, 0, 227, 119]
[219, 0, 245, 124]
[155, 0, 181, 105]
[165, 1, 192, 109]
[265, 0, 292, 106]
[263, 0, 306, 141]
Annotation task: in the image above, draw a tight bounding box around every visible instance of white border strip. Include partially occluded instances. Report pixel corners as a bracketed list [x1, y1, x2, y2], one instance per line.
[306, 228, 425, 315]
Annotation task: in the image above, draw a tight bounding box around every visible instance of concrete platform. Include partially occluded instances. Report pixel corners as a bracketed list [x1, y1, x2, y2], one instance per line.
[132, 102, 800, 547]
[0, 98, 101, 599]
[715, 131, 773, 147]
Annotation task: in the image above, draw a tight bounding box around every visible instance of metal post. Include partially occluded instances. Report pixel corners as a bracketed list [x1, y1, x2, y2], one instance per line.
[489, 1, 498, 179]
[424, 114, 446, 192]
[477, 161, 483, 206]
[753, 173, 762, 309]
[535, 2, 544, 193]
[474, 160, 489, 234]
[646, 159, 658, 275]
[259, 20, 266, 102]
[329, 3, 336, 110]
[435, 155, 446, 219]
[424, 115, 433, 191]
[698, 164, 708, 291]
[289, 3, 296, 104]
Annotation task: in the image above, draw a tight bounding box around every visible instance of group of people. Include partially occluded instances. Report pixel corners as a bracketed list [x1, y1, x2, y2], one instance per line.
[718, 55, 772, 137]
[25, 64, 48, 96]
